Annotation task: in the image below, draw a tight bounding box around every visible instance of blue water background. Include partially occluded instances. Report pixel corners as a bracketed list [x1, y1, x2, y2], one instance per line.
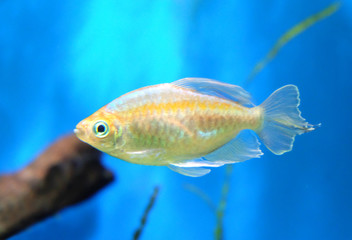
[1, 0, 351, 239]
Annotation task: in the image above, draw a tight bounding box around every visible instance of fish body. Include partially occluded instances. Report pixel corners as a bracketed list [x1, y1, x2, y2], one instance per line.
[75, 78, 317, 177]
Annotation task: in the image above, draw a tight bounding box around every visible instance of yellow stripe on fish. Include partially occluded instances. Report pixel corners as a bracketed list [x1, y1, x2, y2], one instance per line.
[74, 78, 318, 177]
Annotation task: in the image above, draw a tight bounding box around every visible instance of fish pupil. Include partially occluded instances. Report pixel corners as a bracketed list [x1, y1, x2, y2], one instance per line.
[98, 124, 105, 133]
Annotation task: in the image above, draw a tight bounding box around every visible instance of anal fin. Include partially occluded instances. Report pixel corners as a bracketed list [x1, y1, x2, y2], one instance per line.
[167, 130, 263, 177]
[168, 164, 211, 177]
[204, 130, 263, 163]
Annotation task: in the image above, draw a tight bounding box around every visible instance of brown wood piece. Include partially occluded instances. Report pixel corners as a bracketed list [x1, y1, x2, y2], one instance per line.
[0, 134, 114, 239]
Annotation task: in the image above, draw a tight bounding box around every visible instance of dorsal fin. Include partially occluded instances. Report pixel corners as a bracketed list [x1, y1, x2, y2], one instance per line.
[171, 78, 253, 106]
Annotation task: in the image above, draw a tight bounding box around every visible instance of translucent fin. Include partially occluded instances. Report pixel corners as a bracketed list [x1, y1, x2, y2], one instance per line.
[172, 158, 226, 167]
[171, 78, 253, 106]
[204, 130, 263, 163]
[256, 85, 319, 155]
[168, 164, 211, 177]
[169, 130, 262, 177]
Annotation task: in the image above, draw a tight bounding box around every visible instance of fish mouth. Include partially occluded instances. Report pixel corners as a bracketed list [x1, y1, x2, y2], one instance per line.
[74, 123, 86, 141]
[74, 127, 83, 139]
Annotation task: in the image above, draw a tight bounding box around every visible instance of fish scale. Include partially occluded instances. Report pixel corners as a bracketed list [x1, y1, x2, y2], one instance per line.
[117, 87, 259, 162]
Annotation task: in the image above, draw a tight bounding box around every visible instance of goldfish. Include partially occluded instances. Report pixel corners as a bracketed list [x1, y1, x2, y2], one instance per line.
[74, 78, 317, 177]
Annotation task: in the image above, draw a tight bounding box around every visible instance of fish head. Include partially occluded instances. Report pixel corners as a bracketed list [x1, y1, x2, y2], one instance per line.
[74, 107, 125, 153]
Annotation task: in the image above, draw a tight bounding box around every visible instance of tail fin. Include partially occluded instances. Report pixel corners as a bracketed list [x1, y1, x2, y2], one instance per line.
[255, 85, 319, 155]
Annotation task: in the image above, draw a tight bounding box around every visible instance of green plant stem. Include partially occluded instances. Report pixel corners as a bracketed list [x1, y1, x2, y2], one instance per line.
[133, 186, 160, 240]
[214, 165, 233, 240]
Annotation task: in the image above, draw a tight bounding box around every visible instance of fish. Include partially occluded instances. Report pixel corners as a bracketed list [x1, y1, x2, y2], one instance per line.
[74, 78, 318, 177]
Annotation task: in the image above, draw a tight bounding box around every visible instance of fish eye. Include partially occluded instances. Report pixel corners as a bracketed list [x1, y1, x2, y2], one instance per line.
[93, 121, 109, 138]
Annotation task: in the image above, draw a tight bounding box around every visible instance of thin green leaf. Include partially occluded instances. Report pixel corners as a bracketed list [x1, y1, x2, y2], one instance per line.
[184, 183, 217, 211]
[246, 2, 340, 85]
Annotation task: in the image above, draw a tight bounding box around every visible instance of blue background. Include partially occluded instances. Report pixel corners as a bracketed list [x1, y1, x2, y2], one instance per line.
[1, 0, 351, 239]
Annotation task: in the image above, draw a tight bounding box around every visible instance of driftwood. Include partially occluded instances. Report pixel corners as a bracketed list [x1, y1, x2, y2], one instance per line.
[0, 134, 114, 239]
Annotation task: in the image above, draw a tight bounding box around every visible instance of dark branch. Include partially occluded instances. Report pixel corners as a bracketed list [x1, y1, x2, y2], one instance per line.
[0, 134, 114, 239]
